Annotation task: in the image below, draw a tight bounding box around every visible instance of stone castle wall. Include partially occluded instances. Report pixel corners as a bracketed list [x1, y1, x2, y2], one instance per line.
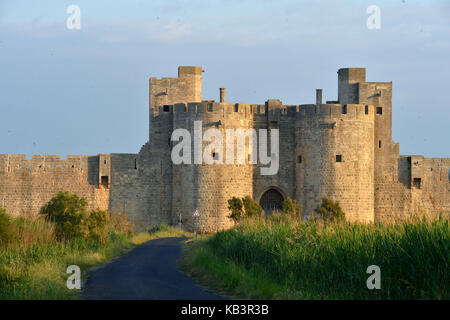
[295, 103, 375, 222]
[1, 66, 449, 233]
[172, 102, 255, 232]
[375, 156, 450, 221]
[0, 154, 109, 216]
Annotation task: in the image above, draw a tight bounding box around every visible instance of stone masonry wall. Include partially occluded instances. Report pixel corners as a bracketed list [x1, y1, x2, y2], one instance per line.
[295, 103, 375, 222]
[0, 154, 109, 216]
[1, 66, 448, 233]
[171, 102, 255, 232]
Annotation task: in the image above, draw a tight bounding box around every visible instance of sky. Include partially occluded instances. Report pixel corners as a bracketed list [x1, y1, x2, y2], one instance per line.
[0, 0, 449, 158]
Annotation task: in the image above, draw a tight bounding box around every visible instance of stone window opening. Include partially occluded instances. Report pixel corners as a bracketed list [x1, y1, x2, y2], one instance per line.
[298, 155, 302, 163]
[448, 168, 450, 182]
[376, 107, 383, 115]
[208, 104, 213, 112]
[163, 105, 170, 112]
[212, 152, 219, 160]
[134, 159, 137, 170]
[379, 140, 382, 148]
[104, 160, 107, 165]
[413, 178, 421, 189]
[342, 105, 347, 114]
[365, 105, 369, 114]
[336, 155, 342, 162]
[101, 176, 109, 189]
[234, 104, 239, 112]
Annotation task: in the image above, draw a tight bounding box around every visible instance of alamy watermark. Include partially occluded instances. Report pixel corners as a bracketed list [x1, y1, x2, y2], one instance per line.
[366, 5, 381, 30]
[171, 121, 279, 175]
[66, 265, 81, 289]
[366, 265, 381, 290]
[66, 5, 81, 30]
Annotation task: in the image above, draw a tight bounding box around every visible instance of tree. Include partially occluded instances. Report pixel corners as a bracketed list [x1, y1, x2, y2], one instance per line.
[314, 197, 345, 222]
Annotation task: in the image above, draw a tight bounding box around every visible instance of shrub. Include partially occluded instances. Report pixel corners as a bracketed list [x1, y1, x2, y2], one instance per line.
[242, 196, 263, 218]
[110, 208, 134, 236]
[228, 197, 244, 222]
[148, 224, 170, 234]
[282, 197, 303, 218]
[39, 191, 89, 240]
[314, 197, 345, 222]
[228, 196, 264, 222]
[0, 208, 16, 246]
[87, 209, 110, 244]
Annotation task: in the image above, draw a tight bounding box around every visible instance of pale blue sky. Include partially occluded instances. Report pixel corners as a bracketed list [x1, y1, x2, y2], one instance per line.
[0, 0, 449, 158]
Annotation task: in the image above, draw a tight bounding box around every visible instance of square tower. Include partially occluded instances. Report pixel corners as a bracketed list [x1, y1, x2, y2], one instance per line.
[178, 66, 202, 103]
[338, 68, 366, 104]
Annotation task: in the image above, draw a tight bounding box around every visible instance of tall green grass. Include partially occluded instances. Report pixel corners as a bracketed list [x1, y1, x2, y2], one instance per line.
[182, 215, 449, 299]
[0, 216, 189, 300]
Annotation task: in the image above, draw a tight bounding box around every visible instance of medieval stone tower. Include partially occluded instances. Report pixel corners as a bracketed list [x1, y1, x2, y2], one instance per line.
[1, 66, 449, 232]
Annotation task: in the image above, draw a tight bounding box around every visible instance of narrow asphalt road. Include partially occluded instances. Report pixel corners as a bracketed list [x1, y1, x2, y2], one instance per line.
[82, 237, 225, 300]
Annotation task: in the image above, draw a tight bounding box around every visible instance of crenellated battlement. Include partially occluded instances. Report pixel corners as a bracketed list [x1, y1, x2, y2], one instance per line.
[150, 100, 377, 124]
[1, 65, 448, 231]
[0, 154, 101, 172]
[296, 103, 376, 121]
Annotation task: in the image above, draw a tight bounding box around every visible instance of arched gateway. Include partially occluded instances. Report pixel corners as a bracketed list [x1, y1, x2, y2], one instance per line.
[259, 188, 284, 214]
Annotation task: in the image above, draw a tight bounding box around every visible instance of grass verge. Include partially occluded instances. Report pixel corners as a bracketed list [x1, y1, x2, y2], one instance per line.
[0, 219, 191, 300]
[181, 215, 449, 300]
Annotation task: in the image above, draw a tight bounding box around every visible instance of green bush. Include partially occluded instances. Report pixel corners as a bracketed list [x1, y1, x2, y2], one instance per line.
[87, 209, 110, 244]
[148, 223, 170, 234]
[39, 191, 89, 240]
[228, 196, 263, 223]
[0, 208, 16, 246]
[282, 197, 303, 218]
[314, 197, 345, 222]
[40, 192, 115, 244]
[242, 196, 263, 218]
[228, 197, 244, 222]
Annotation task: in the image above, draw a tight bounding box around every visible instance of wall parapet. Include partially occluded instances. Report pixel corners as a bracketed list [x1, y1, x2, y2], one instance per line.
[151, 101, 377, 123]
[0, 154, 103, 172]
